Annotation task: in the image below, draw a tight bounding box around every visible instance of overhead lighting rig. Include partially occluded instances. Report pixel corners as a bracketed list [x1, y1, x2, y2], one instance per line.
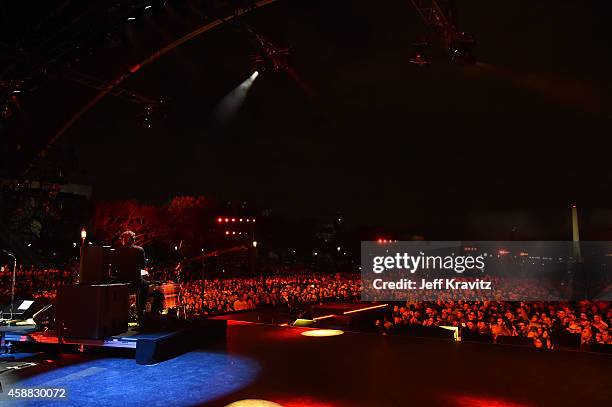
[408, 39, 432, 66]
[409, 0, 476, 65]
[247, 28, 291, 74]
[0, 80, 24, 120]
[65, 70, 167, 128]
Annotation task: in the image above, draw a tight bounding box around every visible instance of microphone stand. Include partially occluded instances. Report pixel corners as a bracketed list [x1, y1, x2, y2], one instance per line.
[176, 261, 184, 319]
[2, 250, 17, 322]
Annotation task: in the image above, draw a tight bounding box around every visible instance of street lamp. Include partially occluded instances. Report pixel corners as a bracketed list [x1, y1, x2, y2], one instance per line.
[252, 241, 258, 248]
[80, 228, 87, 246]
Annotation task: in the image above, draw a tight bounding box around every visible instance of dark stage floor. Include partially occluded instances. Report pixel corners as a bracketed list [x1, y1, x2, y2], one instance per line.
[2, 321, 611, 407]
[210, 302, 372, 325]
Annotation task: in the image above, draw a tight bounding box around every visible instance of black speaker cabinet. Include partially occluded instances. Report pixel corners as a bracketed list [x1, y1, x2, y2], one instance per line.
[56, 284, 129, 339]
[79, 246, 111, 285]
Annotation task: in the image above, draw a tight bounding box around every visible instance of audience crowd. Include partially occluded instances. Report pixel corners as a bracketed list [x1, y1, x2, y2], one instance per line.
[180, 273, 361, 316]
[2, 264, 610, 350]
[0, 264, 76, 303]
[381, 299, 611, 349]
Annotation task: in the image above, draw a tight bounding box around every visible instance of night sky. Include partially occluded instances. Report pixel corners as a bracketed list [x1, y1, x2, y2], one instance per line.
[61, 0, 612, 238]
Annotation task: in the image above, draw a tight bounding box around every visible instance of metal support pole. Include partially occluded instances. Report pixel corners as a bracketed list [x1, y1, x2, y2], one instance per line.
[2, 250, 17, 321]
[10, 255, 16, 321]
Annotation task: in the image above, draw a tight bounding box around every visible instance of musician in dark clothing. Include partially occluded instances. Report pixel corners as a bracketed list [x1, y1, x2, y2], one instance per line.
[113, 231, 149, 323]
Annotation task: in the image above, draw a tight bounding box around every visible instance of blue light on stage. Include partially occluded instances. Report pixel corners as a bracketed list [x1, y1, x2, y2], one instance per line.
[7, 351, 260, 406]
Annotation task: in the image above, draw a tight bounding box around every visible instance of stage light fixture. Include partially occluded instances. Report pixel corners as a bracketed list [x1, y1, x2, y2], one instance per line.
[449, 33, 476, 65]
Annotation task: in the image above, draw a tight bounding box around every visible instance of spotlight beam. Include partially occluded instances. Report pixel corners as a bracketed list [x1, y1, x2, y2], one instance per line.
[214, 71, 259, 125]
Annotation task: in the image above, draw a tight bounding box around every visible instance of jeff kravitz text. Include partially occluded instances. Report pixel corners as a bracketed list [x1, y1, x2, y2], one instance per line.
[372, 278, 492, 290]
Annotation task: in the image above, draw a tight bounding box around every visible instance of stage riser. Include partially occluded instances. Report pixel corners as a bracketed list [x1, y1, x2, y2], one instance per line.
[135, 319, 227, 365]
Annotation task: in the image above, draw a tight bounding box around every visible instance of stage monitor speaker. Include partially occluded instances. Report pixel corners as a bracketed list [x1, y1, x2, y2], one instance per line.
[292, 319, 315, 327]
[0, 298, 50, 321]
[56, 284, 129, 339]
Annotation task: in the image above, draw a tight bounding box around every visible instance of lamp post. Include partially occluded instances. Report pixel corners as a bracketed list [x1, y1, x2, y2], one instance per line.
[78, 228, 87, 285]
[251, 241, 258, 276]
[571, 204, 581, 260]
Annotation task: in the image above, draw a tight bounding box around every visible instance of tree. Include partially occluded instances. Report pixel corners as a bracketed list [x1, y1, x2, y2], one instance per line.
[166, 196, 213, 254]
[92, 200, 163, 246]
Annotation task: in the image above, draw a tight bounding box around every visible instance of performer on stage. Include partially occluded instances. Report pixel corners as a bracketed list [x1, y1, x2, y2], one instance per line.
[112, 230, 149, 323]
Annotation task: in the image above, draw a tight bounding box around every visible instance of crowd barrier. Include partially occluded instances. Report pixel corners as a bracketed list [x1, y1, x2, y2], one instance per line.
[460, 330, 494, 343]
[389, 325, 456, 340]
